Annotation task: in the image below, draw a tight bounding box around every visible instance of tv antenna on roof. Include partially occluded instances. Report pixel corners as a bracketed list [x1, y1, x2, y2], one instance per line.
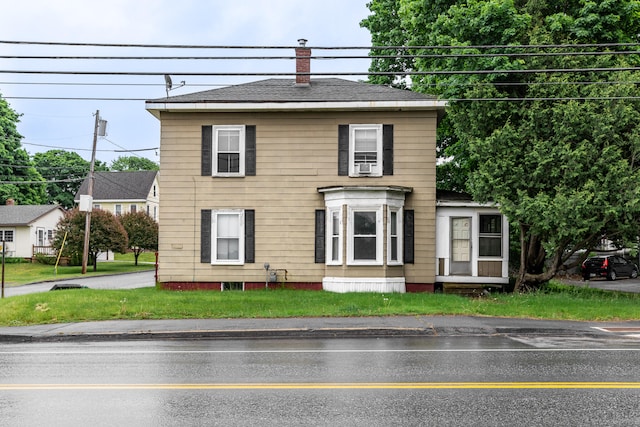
[164, 74, 185, 97]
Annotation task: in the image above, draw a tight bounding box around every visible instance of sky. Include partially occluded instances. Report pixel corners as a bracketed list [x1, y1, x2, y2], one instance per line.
[1, 0, 373, 166]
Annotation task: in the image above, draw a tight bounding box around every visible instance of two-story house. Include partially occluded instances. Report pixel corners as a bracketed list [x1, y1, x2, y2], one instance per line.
[145, 40, 508, 292]
[75, 171, 159, 222]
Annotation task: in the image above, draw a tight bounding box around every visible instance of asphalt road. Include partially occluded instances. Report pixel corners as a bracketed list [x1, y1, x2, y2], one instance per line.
[1, 336, 639, 426]
[2, 270, 155, 297]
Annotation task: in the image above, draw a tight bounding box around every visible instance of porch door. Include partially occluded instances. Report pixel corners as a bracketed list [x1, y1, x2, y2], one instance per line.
[37, 228, 45, 246]
[450, 217, 471, 275]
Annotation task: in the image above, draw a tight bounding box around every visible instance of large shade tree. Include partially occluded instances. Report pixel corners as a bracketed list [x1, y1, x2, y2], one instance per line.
[0, 94, 46, 205]
[362, 0, 640, 291]
[110, 156, 159, 171]
[33, 150, 91, 208]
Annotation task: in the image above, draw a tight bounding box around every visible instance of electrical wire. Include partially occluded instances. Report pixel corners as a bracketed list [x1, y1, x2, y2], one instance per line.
[2, 50, 639, 60]
[2, 67, 639, 76]
[1, 40, 639, 49]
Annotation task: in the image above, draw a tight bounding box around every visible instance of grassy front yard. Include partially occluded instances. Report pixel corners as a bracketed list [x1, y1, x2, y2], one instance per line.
[1, 281, 639, 327]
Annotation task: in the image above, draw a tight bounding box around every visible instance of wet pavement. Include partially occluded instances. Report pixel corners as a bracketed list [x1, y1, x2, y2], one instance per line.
[1, 270, 639, 343]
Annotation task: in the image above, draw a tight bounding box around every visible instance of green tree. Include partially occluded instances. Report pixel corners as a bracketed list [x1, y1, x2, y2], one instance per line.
[119, 211, 158, 265]
[33, 150, 90, 208]
[53, 208, 128, 271]
[0, 94, 47, 204]
[110, 156, 159, 171]
[362, 0, 640, 290]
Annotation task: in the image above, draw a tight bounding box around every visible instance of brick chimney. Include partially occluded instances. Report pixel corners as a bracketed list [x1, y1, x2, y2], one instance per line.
[295, 38, 311, 86]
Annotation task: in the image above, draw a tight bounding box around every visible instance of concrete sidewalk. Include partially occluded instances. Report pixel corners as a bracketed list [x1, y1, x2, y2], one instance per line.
[1, 315, 639, 343]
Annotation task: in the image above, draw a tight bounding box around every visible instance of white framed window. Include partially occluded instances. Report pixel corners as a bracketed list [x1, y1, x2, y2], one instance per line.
[213, 125, 245, 176]
[387, 207, 403, 265]
[347, 206, 383, 265]
[212, 210, 244, 265]
[94, 204, 101, 210]
[479, 214, 502, 257]
[327, 207, 343, 264]
[115, 204, 122, 216]
[349, 124, 382, 177]
[130, 204, 137, 213]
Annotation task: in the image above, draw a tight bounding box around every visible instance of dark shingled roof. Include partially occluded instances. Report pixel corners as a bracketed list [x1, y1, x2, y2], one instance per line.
[75, 171, 158, 201]
[0, 205, 63, 226]
[147, 78, 438, 104]
[436, 189, 474, 202]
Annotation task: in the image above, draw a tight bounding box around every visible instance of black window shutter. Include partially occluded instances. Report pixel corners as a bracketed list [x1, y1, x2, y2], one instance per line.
[315, 209, 326, 263]
[403, 209, 414, 264]
[338, 125, 349, 176]
[202, 126, 212, 176]
[245, 125, 256, 176]
[383, 124, 394, 176]
[245, 209, 255, 263]
[201, 209, 212, 263]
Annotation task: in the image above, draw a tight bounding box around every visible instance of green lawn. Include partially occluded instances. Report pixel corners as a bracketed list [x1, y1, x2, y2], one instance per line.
[1, 281, 639, 327]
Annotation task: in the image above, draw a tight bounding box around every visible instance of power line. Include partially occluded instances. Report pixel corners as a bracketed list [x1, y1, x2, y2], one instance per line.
[2, 67, 639, 77]
[21, 141, 155, 152]
[0, 178, 84, 184]
[2, 40, 640, 50]
[3, 50, 639, 60]
[0, 81, 225, 87]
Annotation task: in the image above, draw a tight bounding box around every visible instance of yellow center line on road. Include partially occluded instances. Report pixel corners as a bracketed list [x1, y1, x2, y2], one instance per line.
[2, 382, 640, 390]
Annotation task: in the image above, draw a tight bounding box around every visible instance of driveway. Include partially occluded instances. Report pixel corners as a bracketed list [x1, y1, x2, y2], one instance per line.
[3, 270, 155, 297]
[558, 275, 640, 293]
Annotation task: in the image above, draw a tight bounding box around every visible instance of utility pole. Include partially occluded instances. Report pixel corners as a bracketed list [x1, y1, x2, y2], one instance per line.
[81, 110, 101, 274]
[1, 239, 5, 298]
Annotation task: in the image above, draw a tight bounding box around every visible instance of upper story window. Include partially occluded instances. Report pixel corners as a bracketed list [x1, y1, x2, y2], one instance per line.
[350, 124, 382, 177]
[202, 125, 256, 178]
[338, 124, 393, 177]
[214, 125, 245, 176]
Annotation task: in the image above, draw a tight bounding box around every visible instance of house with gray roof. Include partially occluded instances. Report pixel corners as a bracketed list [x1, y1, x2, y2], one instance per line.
[145, 40, 507, 293]
[0, 201, 65, 258]
[74, 171, 159, 222]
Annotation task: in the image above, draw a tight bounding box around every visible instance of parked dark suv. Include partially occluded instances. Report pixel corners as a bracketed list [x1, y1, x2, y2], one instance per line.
[581, 255, 638, 281]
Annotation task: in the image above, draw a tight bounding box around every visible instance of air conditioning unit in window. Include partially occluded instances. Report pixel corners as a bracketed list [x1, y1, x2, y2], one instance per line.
[357, 163, 372, 174]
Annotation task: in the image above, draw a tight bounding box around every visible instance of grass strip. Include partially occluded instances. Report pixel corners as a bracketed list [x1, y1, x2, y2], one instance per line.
[1, 282, 638, 327]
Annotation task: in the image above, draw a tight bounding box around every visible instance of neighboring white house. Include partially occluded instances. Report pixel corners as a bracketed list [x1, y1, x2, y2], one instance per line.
[0, 201, 65, 258]
[436, 190, 510, 287]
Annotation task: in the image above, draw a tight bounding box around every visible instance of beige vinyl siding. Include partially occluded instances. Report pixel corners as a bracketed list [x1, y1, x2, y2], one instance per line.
[157, 110, 437, 285]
